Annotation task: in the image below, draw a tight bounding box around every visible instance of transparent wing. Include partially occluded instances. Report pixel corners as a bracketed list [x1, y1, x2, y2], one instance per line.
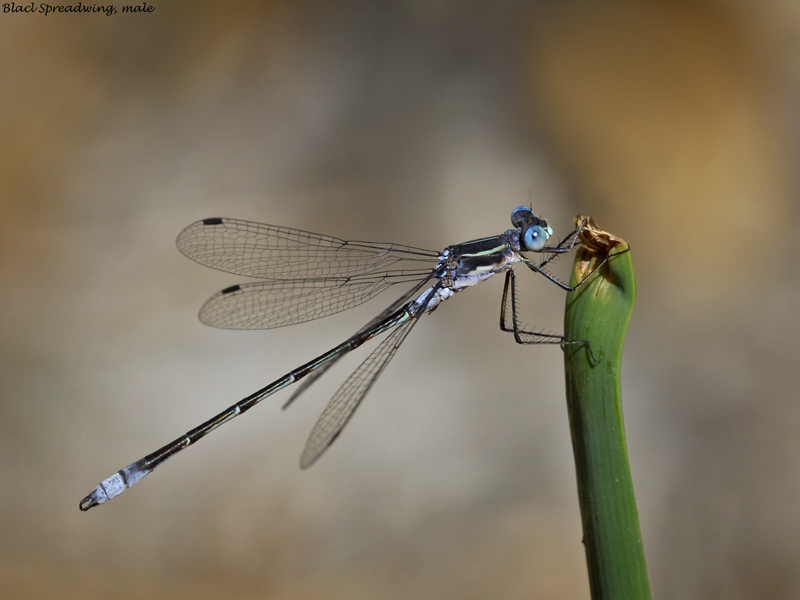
[281, 276, 437, 409]
[299, 315, 419, 469]
[199, 271, 431, 330]
[177, 217, 439, 280]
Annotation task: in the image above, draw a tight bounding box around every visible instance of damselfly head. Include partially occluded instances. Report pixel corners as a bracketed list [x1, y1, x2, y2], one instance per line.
[511, 207, 552, 251]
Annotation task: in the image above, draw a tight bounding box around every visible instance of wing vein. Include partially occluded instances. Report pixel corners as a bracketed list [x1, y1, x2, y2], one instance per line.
[299, 316, 419, 468]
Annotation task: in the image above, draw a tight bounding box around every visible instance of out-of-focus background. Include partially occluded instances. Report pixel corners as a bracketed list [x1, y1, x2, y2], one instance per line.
[2, 1, 799, 598]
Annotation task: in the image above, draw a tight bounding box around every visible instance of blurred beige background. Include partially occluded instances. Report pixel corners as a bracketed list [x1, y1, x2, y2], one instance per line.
[2, 1, 799, 598]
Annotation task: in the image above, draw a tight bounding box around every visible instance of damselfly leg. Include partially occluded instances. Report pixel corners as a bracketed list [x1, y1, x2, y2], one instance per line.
[499, 217, 622, 364]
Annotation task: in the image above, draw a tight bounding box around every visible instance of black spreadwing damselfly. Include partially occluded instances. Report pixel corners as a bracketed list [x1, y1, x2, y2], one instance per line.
[79, 207, 612, 511]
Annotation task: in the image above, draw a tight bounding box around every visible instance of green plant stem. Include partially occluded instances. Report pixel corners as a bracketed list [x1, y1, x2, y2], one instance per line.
[563, 218, 650, 600]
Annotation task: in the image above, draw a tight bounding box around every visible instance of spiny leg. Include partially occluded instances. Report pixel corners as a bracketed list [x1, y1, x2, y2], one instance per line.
[538, 217, 589, 269]
[499, 269, 599, 364]
[500, 269, 565, 343]
[523, 245, 630, 292]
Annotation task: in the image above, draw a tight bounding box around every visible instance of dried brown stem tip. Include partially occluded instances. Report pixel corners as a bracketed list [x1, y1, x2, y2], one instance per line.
[575, 215, 625, 254]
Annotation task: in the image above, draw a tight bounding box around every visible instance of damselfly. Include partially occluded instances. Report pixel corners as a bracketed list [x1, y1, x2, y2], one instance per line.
[80, 207, 612, 511]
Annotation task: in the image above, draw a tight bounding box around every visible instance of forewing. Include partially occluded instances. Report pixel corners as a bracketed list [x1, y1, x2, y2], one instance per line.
[177, 217, 438, 280]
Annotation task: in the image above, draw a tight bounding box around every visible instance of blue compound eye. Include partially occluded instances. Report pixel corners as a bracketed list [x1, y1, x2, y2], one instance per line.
[523, 225, 548, 251]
